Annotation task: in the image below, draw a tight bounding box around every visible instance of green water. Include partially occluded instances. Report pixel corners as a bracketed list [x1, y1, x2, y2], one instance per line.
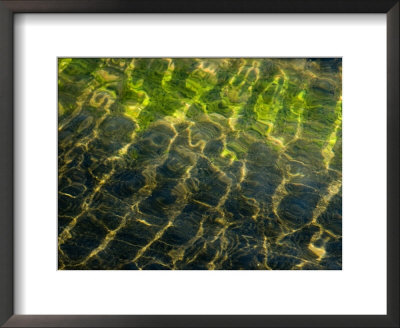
[58, 58, 342, 270]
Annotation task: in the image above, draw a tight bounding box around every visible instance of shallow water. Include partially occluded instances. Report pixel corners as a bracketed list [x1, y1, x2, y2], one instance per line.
[58, 58, 342, 270]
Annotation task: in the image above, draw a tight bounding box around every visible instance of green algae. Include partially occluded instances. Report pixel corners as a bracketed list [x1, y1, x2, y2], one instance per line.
[58, 58, 342, 270]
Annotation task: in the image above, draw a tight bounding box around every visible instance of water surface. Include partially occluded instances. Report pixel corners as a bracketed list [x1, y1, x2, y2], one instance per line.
[58, 58, 342, 270]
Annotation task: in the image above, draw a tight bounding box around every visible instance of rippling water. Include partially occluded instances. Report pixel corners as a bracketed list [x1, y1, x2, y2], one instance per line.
[58, 58, 342, 270]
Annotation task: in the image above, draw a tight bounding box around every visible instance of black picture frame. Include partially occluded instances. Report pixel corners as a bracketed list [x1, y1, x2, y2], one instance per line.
[0, 1, 398, 327]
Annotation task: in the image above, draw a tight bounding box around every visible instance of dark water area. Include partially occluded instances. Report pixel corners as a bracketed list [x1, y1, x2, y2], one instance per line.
[58, 58, 342, 270]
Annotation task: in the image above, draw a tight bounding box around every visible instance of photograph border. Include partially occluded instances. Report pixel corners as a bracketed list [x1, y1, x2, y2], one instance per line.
[0, 1, 398, 327]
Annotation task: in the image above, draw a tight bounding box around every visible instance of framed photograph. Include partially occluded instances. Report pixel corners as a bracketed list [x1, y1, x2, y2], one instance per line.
[0, 0, 398, 327]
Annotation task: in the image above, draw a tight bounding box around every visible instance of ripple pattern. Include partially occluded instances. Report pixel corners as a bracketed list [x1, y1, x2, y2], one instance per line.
[58, 58, 342, 270]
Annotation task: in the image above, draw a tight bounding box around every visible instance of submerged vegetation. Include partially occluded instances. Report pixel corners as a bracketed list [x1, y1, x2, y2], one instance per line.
[58, 58, 342, 270]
